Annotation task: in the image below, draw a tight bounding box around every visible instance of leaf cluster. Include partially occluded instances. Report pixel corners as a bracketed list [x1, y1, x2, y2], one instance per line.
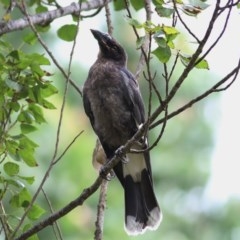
[0, 38, 57, 236]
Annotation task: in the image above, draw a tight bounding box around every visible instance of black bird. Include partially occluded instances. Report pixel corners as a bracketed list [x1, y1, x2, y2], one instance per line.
[83, 29, 162, 235]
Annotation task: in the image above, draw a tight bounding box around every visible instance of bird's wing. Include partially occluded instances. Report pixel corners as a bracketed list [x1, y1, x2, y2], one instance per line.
[119, 68, 145, 126]
[83, 89, 95, 127]
[118, 68, 153, 177]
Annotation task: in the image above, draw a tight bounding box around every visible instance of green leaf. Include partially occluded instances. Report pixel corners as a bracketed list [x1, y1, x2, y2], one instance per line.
[195, 59, 209, 69]
[40, 83, 58, 98]
[113, 0, 125, 11]
[3, 162, 20, 176]
[136, 36, 145, 49]
[42, 99, 56, 109]
[125, 17, 143, 29]
[20, 123, 38, 134]
[19, 148, 38, 167]
[18, 110, 35, 124]
[9, 101, 21, 112]
[152, 45, 171, 63]
[23, 32, 37, 45]
[6, 139, 19, 155]
[155, 37, 167, 48]
[130, 0, 144, 11]
[29, 104, 46, 124]
[10, 187, 31, 208]
[18, 135, 39, 149]
[29, 53, 50, 65]
[27, 204, 45, 220]
[35, 5, 48, 13]
[155, 6, 174, 18]
[18, 176, 35, 185]
[57, 24, 78, 42]
[180, 53, 209, 70]
[163, 26, 179, 35]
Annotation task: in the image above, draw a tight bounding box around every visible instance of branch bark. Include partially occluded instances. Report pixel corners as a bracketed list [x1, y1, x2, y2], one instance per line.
[0, 0, 111, 36]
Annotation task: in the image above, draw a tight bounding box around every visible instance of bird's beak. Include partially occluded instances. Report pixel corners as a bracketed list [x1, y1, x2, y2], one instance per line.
[90, 29, 103, 40]
[90, 29, 111, 46]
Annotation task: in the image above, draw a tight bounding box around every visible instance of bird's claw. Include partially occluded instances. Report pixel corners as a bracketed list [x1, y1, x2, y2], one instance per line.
[100, 167, 115, 181]
[115, 146, 128, 164]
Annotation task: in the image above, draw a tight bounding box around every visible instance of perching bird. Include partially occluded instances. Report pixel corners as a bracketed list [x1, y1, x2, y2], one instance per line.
[83, 29, 162, 235]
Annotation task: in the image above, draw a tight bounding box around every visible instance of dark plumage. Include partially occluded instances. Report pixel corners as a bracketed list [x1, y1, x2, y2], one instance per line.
[83, 29, 162, 235]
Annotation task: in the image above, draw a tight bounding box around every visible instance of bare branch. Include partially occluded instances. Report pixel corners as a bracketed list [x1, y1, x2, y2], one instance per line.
[173, 0, 200, 43]
[15, 177, 103, 240]
[195, 0, 233, 66]
[0, 0, 112, 36]
[104, 0, 113, 36]
[94, 180, 108, 240]
[164, 1, 222, 114]
[42, 189, 63, 240]
[150, 57, 240, 129]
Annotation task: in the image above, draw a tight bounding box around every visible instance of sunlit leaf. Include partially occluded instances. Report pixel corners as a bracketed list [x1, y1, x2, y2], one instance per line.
[195, 59, 209, 69]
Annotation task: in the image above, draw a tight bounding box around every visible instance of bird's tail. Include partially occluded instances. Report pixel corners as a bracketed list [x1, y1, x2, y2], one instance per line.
[122, 150, 162, 235]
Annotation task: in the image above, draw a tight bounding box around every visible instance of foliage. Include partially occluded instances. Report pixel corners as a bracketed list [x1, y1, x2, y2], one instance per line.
[0, 35, 57, 238]
[0, 0, 239, 239]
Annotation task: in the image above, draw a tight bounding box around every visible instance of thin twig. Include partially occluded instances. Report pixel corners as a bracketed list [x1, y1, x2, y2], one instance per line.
[53, 131, 84, 165]
[172, 0, 200, 43]
[150, 57, 240, 129]
[162, 0, 222, 119]
[15, 177, 103, 240]
[42, 189, 63, 240]
[195, 0, 233, 66]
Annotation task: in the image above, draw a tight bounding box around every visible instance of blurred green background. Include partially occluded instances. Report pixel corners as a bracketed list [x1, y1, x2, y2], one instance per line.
[1, 2, 240, 240]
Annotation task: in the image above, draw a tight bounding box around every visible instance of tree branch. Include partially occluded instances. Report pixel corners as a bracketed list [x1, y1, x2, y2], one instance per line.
[0, 0, 112, 36]
[150, 57, 240, 129]
[15, 177, 103, 240]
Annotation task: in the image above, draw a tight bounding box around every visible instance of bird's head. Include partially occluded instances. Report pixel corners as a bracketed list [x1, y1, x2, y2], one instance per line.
[90, 29, 127, 65]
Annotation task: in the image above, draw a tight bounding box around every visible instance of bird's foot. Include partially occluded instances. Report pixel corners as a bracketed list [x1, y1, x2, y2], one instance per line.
[100, 167, 115, 181]
[115, 146, 128, 164]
